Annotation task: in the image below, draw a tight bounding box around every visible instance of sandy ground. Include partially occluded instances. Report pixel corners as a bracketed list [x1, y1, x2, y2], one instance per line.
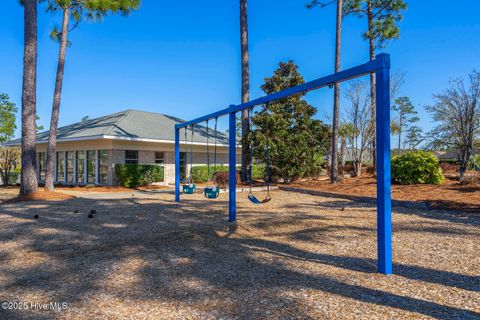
[0, 186, 18, 202]
[0, 190, 479, 319]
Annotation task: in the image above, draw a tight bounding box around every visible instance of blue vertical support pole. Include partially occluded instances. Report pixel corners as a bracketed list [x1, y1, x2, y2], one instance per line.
[375, 53, 392, 275]
[228, 109, 237, 222]
[175, 126, 180, 202]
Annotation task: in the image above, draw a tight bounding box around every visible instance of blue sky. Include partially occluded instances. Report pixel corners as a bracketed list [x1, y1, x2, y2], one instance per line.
[1, 1, 479, 138]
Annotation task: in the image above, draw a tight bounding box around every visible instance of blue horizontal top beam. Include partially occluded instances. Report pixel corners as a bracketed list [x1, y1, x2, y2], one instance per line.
[176, 54, 389, 129]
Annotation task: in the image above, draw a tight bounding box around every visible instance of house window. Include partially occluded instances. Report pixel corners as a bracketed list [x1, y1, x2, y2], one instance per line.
[87, 150, 96, 183]
[98, 150, 108, 184]
[56, 152, 65, 182]
[38, 152, 46, 181]
[66, 151, 74, 183]
[76, 151, 85, 184]
[155, 152, 164, 166]
[125, 150, 138, 164]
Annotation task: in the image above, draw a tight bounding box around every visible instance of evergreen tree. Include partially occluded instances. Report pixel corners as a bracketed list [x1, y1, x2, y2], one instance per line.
[391, 96, 419, 153]
[343, 0, 407, 166]
[44, 0, 140, 191]
[0, 94, 20, 185]
[306, 0, 344, 184]
[405, 125, 423, 150]
[20, 0, 39, 196]
[248, 61, 331, 183]
[0, 94, 17, 143]
[239, 0, 251, 182]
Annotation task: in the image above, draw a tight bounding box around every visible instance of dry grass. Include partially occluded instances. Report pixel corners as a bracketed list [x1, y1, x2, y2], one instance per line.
[0, 190, 479, 319]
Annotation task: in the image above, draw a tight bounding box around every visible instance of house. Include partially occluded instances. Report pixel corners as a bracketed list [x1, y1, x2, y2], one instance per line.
[433, 149, 480, 162]
[432, 150, 458, 162]
[6, 109, 238, 186]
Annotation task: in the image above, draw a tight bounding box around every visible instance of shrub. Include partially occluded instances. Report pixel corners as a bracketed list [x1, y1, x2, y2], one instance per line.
[460, 172, 480, 187]
[7, 171, 20, 185]
[338, 163, 355, 176]
[190, 165, 265, 183]
[468, 154, 480, 170]
[190, 165, 229, 183]
[115, 164, 163, 187]
[391, 151, 444, 185]
[365, 165, 376, 175]
[212, 171, 242, 187]
[440, 162, 459, 173]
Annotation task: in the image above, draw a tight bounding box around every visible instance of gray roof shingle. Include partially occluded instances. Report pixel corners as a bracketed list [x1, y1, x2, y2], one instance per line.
[8, 109, 229, 145]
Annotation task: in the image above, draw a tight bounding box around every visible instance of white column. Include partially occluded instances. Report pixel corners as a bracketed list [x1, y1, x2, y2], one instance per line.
[95, 150, 99, 185]
[54, 152, 57, 183]
[73, 151, 77, 184]
[35, 153, 40, 180]
[84, 150, 87, 184]
[63, 151, 67, 184]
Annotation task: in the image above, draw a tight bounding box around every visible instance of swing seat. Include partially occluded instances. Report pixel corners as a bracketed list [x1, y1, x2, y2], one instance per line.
[204, 186, 220, 199]
[183, 183, 197, 194]
[248, 193, 272, 205]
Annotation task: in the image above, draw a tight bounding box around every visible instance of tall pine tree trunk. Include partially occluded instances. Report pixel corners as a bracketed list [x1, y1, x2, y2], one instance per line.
[330, 0, 343, 184]
[20, 0, 38, 196]
[45, 8, 70, 191]
[240, 0, 250, 182]
[367, 0, 376, 169]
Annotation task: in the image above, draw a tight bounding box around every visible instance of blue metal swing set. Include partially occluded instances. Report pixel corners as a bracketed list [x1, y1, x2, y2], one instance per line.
[175, 54, 393, 275]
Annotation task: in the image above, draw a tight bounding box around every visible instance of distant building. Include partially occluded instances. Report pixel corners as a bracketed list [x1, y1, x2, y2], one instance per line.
[5, 110, 240, 186]
[433, 149, 479, 162]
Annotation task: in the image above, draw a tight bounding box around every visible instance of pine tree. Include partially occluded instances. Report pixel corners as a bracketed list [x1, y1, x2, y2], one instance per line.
[391, 96, 419, 154]
[343, 0, 407, 167]
[20, 0, 39, 196]
[44, 0, 140, 191]
[249, 61, 331, 182]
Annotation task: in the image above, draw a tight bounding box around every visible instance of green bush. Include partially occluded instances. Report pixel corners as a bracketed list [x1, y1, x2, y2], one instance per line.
[115, 164, 163, 187]
[468, 154, 480, 170]
[190, 165, 265, 183]
[1, 171, 20, 185]
[9, 171, 20, 184]
[391, 151, 444, 185]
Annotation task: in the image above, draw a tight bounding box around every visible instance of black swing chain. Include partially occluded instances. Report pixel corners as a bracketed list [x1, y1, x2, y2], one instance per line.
[206, 120, 210, 182]
[184, 126, 189, 183]
[190, 125, 194, 175]
[214, 117, 218, 179]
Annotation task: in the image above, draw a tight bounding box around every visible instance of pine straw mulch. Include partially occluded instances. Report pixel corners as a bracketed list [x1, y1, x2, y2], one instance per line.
[289, 175, 480, 213]
[53, 184, 171, 193]
[2, 190, 76, 204]
[0, 185, 172, 203]
[0, 190, 478, 319]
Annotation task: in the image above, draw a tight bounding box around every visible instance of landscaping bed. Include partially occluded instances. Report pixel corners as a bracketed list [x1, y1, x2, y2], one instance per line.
[289, 175, 480, 213]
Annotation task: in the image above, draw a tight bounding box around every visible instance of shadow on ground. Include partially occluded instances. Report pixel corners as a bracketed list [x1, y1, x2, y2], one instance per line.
[0, 194, 478, 319]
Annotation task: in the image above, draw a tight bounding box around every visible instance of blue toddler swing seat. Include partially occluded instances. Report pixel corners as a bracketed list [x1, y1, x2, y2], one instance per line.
[203, 117, 220, 199]
[182, 125, 197, 194]
[247, 108, 272, 205]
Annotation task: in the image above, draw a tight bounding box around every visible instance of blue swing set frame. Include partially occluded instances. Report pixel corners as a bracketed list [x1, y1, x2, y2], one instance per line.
[175, 54, 392, 275]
